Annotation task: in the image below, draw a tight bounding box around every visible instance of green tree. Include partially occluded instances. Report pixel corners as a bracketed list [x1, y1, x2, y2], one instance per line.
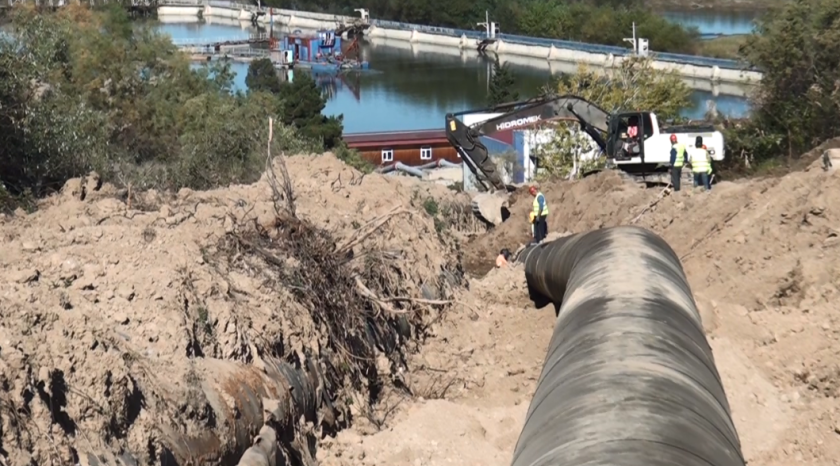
[245, 58, 283, 94]
[278, 73, 343, 150]
[536, 57, 692, 178]
[487, 55, 519, 106]
[724, 0, 840, 169]
[0, 4, 316, 210]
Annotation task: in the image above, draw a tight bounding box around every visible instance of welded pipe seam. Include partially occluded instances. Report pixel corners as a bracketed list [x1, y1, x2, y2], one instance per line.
[513, 226, 745, 466]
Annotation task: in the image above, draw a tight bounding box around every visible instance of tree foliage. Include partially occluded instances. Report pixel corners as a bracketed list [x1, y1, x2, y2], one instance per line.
[722, 0, 840, 170]
[0, 5, 327, 210]
[276, 73, 344, 150]
[536, 57, 692, 178]
[262, 0, 699, 54]
[244, 59, 345, 150]
[246, 57, 284, 94]
[487, 55, 519, 106]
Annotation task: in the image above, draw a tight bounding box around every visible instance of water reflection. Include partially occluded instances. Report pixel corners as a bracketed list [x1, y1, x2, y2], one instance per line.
[661, 10, 761, 36]
[168, 20, 752, 133]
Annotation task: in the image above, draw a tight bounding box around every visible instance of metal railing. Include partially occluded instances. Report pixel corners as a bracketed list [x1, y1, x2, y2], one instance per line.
[170, 32, 268, 46]
[171, 35, 244, 45]
[1, 0, 157, 7]
[186, 47, 271, 58]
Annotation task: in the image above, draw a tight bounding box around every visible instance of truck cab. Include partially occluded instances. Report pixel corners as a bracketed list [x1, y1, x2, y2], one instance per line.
[606, 111, 725, 169]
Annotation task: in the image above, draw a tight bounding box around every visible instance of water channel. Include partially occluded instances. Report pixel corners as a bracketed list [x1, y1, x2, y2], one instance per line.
[159, 10, 759, 134]
[662, 10, 759, 36]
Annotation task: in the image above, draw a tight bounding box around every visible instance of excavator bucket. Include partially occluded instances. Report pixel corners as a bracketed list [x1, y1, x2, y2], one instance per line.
[471, 191, 510, 226]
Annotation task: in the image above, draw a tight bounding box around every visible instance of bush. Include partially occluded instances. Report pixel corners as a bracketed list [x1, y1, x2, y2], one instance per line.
[0, 5, 316, 200]
[721, 0, 840, 171]
[536, 57, 692, 178]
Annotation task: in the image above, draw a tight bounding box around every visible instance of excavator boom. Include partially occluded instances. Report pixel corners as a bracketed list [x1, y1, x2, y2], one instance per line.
[445, 95, 611, 190]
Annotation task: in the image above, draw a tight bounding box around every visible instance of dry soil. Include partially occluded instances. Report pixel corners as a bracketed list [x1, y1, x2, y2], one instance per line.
[3, 152, 840, 466]
[323, 153, 840, 466]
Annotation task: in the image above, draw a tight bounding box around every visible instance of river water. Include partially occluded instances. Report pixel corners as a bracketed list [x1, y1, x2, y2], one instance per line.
[159, 12, 756, 133]
[662, 10, 759, 36]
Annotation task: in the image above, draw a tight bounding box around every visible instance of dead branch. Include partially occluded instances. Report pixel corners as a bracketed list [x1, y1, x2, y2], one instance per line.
[335, 206, 411, 255]
[629, 186, 671, 224]
[354, 276, 405, 315]
[265, 117, 296, 218]
[382, 296, 452, 305]
[680, 206, 745, 262]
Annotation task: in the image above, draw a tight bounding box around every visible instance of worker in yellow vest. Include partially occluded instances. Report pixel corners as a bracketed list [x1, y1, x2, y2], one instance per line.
[669, 134, 687, 191]
[688, 136, 712, 190]
[529, 211, 536, 238]
[529, 186, 549, 243]
[707, 159, 714, 191]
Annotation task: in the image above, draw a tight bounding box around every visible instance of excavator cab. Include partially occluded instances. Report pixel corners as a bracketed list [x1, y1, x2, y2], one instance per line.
[607, 111, 653, 163]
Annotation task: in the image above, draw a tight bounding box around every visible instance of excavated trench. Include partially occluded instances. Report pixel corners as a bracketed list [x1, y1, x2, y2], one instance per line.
[227, 226, 745, 466]
[513, 225, 745, 466]
[76, 224, 744, 466]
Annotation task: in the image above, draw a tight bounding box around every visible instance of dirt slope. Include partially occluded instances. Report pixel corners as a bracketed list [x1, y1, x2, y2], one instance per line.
[322, 159, 840, 466]
[4, 151, 840, 466]
[0, 155, 477, 466]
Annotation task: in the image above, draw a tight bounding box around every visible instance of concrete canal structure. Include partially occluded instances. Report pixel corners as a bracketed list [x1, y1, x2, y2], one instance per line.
[155, 0, 762, 85]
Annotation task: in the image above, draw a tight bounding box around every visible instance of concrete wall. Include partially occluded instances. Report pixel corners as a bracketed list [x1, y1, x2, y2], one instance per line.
[156, 0, 763, 85]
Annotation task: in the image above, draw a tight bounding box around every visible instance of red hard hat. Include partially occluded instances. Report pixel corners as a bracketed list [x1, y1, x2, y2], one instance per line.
[669, 134, 678, 143]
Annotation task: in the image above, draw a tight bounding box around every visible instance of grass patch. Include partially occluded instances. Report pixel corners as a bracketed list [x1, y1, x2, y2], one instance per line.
[697, 34, 748, 59]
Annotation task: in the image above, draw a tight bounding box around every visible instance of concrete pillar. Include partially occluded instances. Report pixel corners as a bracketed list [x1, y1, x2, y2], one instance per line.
[712, 65, 721, 82]
[410, 29, 419, 43]
[711, 82, 720, 97]
[494, 40, 504, 53]
[460, 34, 468, 49]
[548, 45, 559, 62]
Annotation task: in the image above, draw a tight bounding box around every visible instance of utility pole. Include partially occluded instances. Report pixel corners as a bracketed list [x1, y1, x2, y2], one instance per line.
[477, 10, 498, 39]
[622, 22, 649, 56]
[622, 22, 637, 54]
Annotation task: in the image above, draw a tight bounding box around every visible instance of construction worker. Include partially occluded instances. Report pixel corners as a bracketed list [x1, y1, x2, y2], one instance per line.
[529, 211, 536, 238]
[529, 186, 549, 243]
[706, 159, 714, 191]
[669, 134, 686, 191]
[688, 136, 711, 191]
[496, 248, 512, 268]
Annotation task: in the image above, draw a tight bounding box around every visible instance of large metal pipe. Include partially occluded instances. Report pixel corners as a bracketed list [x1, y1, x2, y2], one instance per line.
[514, 226, 745, 466]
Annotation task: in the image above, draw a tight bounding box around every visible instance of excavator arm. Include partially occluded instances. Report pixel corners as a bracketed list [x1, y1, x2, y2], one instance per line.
[445, 95, 611, 190]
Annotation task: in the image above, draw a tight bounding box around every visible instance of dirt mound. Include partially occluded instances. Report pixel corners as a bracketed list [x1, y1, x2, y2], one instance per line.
[464, 171, 655, 274]
[342, 162, 840, 466]
[6, 148, 840, 466]
[0, 154, 476, 466]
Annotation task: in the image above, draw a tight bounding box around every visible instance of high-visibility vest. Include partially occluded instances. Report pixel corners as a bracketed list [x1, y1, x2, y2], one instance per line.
[532, 192, 549, 217]
[689, 147, 710, 174]
[672, 143, 686, 167]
